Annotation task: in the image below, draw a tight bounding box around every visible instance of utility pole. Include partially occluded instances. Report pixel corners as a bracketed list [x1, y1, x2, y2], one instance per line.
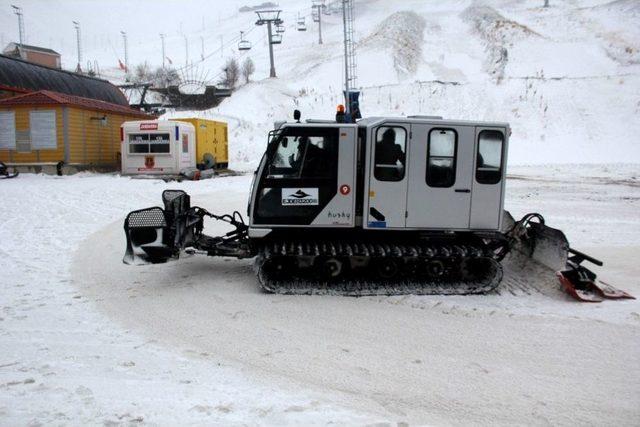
[219, 35, 223, 58]
[72, 21, 82, 72]
[200, 36, 204, 60]
[11, 5, 25, 45]
[255, 10, 283, 78]
[160, 33, 166, 69]
[120, 31, 128, 72]
[312, 0, 324, 44]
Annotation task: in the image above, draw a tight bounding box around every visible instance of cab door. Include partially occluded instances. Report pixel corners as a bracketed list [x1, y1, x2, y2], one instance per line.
[366, 123, 410, 229]
[470, 127, 508, 230]
[405, 124, 475, 229]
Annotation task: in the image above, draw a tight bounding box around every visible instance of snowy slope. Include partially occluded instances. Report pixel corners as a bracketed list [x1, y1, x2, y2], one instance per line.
[163, 0, 640, 169]
[2, 0, 639, 169]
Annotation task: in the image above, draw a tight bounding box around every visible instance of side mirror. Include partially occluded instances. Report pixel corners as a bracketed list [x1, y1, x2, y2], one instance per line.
[282, 137, 288, 148]
[293, 109, 301, 122]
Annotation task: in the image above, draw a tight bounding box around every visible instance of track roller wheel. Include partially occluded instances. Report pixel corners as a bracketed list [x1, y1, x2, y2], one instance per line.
[426, 260, 445, 278]
[263, 256, 292, 279]
[377, 258, 400, 280]
[314, 256, 346, 280]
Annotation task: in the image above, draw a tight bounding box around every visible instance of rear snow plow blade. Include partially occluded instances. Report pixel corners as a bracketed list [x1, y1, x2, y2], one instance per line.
[506, 212, 634, 302]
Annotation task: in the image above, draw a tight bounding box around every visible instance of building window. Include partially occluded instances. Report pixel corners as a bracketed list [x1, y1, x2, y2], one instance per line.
[30, 110, 57, 149]
[476, 130, 504, 185]
[374, 126, 406, 181]
[0, 112, 16, 150]
[128, 133, 170, 154]
[426, 128, 457, 188]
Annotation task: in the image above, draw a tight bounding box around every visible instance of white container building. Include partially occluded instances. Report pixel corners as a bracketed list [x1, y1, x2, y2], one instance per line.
[121, 120, 196, 175]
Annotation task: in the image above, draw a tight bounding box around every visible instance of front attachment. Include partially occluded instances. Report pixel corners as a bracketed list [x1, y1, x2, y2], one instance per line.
[123, 190, 202, 265]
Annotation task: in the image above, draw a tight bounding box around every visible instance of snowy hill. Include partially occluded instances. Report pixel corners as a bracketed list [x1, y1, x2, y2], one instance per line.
[2, 0, 639, 169]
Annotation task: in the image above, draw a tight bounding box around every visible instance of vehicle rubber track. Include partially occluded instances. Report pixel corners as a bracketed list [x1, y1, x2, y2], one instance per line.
[255, 240, 503, 296]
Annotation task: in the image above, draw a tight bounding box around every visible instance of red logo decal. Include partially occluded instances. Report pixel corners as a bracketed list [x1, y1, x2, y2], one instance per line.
[144, 156, 155, 169]
[140, 122, 158, 130]
[339, 184, 351, 195]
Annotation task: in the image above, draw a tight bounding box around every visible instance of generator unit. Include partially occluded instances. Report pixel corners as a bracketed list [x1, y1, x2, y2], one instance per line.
[121, 120, 196, 175]
[175, 118, 229, 169]
[121, 114, 623, 300]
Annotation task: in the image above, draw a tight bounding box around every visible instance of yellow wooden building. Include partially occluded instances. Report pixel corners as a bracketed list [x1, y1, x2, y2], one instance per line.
[0, 90, 151, 171]
[175, 118, 228, 168]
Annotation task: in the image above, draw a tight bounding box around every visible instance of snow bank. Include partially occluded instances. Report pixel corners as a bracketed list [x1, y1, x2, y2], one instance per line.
[360, 11, 427, 79]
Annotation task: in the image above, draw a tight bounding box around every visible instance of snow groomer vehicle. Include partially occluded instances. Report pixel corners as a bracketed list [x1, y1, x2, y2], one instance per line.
[122, 110, 633, 301]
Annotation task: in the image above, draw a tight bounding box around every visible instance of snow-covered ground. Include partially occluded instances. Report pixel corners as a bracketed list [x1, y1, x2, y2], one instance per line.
[1, 166, 639, 425]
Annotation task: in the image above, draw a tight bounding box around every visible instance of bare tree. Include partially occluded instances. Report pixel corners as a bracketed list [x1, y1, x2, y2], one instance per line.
[128, 63, 180, 88]
[132, 62, 152, 83]
[153, 67, 180, 88]
[219, 57, 240, 89]
[241, 57, 255, 84]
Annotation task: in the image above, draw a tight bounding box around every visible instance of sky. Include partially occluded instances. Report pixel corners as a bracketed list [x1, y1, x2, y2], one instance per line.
[0, 0, 307, 71]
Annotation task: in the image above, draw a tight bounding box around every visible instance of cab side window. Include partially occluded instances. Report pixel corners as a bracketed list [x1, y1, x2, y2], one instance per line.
[374, 126, 406, 181]
[476, 130, 504, 185]
[426, 128, 457, 188]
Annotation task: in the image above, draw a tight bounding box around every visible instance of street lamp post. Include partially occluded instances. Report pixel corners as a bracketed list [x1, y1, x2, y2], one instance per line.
[73, 21, 82, 72]
[160, 33, 166, 69]
[120, 31, 128, 72]
[11, 5, 25, 45]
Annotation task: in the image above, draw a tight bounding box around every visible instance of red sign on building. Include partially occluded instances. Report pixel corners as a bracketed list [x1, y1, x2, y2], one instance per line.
[140, 122, 158, 130]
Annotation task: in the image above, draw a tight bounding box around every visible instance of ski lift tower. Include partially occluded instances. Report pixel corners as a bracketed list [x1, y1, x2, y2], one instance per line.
[312, 0, 325, 44]
[255, 9, 283, 78]
[342, 0, 358, 119]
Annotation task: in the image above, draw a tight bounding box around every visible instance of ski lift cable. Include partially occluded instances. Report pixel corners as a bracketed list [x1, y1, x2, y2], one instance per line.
[114, 18, 259, 73]
[173, 24, 260, 74]
[195, 28, 267, 85]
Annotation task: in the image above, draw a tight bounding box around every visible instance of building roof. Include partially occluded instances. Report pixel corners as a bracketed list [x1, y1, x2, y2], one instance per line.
[3, 42, 60, 56]
[0, 90, 151, 118]
[0, 54, 129, 106]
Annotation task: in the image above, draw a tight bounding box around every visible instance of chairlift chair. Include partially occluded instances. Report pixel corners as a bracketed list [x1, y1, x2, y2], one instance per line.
[238, 31, 252, 51]
[297, 15, 306, 31]
[270, 33, 282, 44]
[312, 9, 320, 22]
[276, 24, 285, 33]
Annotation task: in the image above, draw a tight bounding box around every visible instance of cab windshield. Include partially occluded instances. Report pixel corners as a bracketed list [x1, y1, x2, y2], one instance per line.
[266, 127, 339, 179]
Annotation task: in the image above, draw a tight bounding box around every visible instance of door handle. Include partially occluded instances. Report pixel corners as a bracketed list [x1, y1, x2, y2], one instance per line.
[455, 189, 470, 193]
